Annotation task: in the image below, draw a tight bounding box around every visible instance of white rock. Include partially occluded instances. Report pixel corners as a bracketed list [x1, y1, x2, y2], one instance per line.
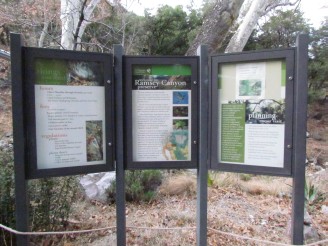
[304, 225, 319, 242]
[80, 172, 115, 203]
[322, 205, 328, 215]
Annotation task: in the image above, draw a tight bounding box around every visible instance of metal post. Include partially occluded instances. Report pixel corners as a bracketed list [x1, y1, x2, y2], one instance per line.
[196, 45, 209, 246]
[291, 34, 308, 245]
[114, 44, 126, 246]
[10, 33, 29, 245]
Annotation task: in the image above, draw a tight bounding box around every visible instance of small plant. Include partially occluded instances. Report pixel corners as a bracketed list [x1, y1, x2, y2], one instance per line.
[208, 172, 214, 186]
[107, 170, 163, 203]
[304, 180, 324, 207]
[239, 173, 252, 182]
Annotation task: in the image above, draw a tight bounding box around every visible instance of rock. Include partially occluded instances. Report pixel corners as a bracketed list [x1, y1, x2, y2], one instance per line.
[304, 210, 312, 225]
[80, 172, 115, 203]
[322, 205, 328, 215]
[314, 165, 324, 172]
[304, 225, 320, 243]
[312, 112, 322, 120]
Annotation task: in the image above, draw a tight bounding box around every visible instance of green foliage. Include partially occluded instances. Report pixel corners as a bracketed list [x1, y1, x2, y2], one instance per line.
[107, 170, 163, 203]
[304, 180, 324, 207]
[245, 9, 311, 50]
[308, 89, 326, 104]
[29, 176, 79, 232]
[0, 147, 78, 245]
[0, 150, 15, 244]
[207, 172, 214, 186]
[308, 20, 328, 93]
[239, 173, 252, 182]
[141, 5, 202, 55]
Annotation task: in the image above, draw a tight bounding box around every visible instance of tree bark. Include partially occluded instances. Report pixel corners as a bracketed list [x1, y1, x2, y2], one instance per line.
[225, 0, 271, 53]
[60, 0, 82, 50]
[60, 0, 111, 50]
[185, 0, 245, 55]
[225, 0, 301, 53]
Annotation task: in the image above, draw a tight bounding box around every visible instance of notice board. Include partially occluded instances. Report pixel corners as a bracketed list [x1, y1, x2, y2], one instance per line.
[124, 57, 199, 169]
[210, 49, 295, 176]
[24, 48, 114, 178]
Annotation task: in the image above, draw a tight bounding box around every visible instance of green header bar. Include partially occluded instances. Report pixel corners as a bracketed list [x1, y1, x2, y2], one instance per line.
[133, 64, 191, 76]
[281, 61, 286, 86]
[35, 58, 68, 85]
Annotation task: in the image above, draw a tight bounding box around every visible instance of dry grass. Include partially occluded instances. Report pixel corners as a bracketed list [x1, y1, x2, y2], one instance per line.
[210, 172, 292, 196]
[158, 172, 197, 196]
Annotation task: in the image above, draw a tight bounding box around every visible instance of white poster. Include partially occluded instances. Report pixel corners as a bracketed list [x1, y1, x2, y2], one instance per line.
[219, 61, 286, 168]
[132, 90, 191, 161]
[132, 64, 192, 162]
[35, 85, 106, 169]
[236, 62, 266, 99]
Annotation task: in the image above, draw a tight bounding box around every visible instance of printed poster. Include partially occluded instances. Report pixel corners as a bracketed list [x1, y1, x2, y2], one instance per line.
[34, 58, 106, 169]
[218, 61, 286, 167]
[132, 65, 192, 162]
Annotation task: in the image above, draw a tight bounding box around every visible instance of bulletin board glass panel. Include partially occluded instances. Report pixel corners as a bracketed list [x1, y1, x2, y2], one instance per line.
[124, 57, 199, 169]
[211, 49, 294, 176]
[24, 48, 114, 178]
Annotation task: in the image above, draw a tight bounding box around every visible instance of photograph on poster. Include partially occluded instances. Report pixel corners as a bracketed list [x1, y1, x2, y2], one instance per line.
[236, 62, 265, 99]
[173, 106, 188, 117]
[173, 91, 189, 104]
[86, 120, 104, 162]
[35, 58, 104, 86]
[245, 99, 285, 124]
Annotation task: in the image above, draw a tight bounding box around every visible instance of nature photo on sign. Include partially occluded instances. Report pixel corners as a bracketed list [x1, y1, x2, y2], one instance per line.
[236, 62, 265, 99]
[35, 58, 104, 86]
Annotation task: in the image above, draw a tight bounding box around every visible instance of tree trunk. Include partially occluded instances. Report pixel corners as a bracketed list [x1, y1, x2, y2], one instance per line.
[60, 0, 83, 50]
[225, 0, 275, 53]
[38, 21, 49, 48]
[225, 0, 301, 53]
[60, 0, 108, 50]
[185, 0, 245, 55]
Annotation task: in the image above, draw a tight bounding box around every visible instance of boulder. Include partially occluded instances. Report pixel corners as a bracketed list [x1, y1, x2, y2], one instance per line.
[80, 172, 115, 203]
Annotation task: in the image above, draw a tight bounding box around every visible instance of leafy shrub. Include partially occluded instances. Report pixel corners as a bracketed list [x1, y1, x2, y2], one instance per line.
[107, 170, 163, 203]
[29, 176, 79, 232]
[0, 147, 79, 245]
[0, 150, 15, 244]
[305, 180, 324, 207]
[308, 89, 326, 104]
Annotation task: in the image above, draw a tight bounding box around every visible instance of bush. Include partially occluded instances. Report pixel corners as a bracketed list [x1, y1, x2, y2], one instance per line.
[308, 89, 326, 104]
[107, 170, 163, 203]
[29, 176, 79, 232]
[0, 150, 15, 245]
[0, 147, 79, 245]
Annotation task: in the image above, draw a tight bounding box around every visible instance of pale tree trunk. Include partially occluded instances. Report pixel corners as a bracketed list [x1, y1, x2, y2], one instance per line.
[60, 0, 114, 50]
[38, 21, 50, 47]
[225, 0, 301, 53]
[60, 0, 83, 50]
[75, 0, 102, 48]
[185, 0, 245, 55]
[38, 0, 50, 48]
